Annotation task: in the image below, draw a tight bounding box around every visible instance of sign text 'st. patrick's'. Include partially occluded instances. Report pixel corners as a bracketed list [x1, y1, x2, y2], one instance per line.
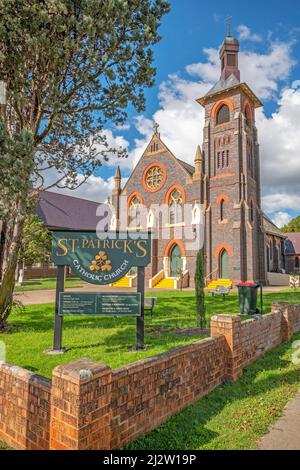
[51, 232, 151, 285]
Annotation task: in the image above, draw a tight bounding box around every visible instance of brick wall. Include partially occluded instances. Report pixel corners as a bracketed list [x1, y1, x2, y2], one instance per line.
[110, 336, 226, 449]
[241, 312, 282, 367]
[0, 302, 300, 450]
[0, 363, 51, 450]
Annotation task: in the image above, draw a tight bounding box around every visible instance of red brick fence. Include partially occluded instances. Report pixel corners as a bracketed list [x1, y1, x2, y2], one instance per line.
[0, 302, 299, 450]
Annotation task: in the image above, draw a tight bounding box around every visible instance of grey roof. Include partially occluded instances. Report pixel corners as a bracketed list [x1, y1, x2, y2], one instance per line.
[263, 214, 286, 238]
[176, 158, 195, 175]
[284, 233, 300, 255]
[205, 74, 240, 98]
[36, 191, 102, 231]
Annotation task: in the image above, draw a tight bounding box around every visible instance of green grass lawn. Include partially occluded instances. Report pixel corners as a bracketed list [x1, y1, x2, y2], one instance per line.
[14, 277, 84, 292]
[127, 332, 300, 450]
[0, 289, 300, 379]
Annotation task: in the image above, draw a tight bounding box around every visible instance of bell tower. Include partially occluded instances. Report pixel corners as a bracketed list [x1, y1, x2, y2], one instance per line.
[197, 29, 266, 284]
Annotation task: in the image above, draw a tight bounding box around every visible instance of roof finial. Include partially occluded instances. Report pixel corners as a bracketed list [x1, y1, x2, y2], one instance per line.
[226, 15, 232, 37]
[153, 122, 159, 135]
[114, 165, 121, 190]
[193, 145, 203, 178]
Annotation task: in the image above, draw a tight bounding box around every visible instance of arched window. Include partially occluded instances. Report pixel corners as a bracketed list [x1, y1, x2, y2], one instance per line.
[147, 210, 154, 228]
[219, 249, 229, 279]
[169, 189, 183, 224]
[128, 196, 141, 227]
[216, 104, 230, 125]
[220, 199, 225, 221]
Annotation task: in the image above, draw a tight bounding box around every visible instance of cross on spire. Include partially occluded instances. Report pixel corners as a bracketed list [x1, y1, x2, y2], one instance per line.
[226, 15, 232, 37]
[153, 122, 159, 135]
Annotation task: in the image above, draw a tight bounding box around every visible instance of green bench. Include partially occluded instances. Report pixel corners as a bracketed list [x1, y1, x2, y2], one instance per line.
[208, 285, 231, 300]
[144, 297, 157, 317]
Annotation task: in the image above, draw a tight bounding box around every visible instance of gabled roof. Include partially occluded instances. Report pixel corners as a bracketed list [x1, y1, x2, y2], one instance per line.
[121, 132, 195, 193]
[263, 213, 286, 238]
[284, 233, 300, 255]
[197, 77, 262, 108]
[176, 158, 195, 176]
[36, 191, 101, 231]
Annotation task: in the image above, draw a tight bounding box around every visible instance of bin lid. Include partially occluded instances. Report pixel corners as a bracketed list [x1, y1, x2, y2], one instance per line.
[237, 282, 259, 287]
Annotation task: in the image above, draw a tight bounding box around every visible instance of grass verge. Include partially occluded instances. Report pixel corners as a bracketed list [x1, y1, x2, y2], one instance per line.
[0, 290, 299, 379]
[126, 332, 300, 450]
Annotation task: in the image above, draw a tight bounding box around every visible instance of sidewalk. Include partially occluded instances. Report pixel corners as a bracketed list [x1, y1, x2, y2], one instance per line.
[14, 284, 289, 306]
[258, 389, 300, 450]
[14, 283, 182, 306]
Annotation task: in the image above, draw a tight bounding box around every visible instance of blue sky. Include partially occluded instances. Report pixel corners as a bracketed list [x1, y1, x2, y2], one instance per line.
[57, 0, 300, 228]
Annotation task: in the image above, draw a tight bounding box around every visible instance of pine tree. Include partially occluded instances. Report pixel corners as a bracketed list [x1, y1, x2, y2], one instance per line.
[0, 0, 170, 328]
[195, 250, 206, 328]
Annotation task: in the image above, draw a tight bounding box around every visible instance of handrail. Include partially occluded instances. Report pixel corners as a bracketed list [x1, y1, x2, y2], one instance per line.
[205, 268, 218, 279]
[149, 269, 165, 288]
[205, 268, 218, 286]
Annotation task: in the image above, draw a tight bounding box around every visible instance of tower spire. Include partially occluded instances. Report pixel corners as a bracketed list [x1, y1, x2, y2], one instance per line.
[114, 165, 121, 190]
[194, 145, 203, 178]
[226, 15, 232, 37]
[219, 17, 240, 82]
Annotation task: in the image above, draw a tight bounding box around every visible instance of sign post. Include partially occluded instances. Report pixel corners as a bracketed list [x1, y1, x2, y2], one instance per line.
[48, 231, 151, 353]
[52, 265, 66, 353]
[136, 267, 145, 350]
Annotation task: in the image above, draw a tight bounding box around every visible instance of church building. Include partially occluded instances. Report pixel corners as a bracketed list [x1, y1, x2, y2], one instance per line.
[111, 30, 286, 289]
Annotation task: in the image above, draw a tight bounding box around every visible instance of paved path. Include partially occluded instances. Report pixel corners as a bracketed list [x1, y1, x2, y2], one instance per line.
[14, 284, 289, 306]
[258, 389, 300, 450]
[14, 284, 134, 305]
[14, 283, 182, 306]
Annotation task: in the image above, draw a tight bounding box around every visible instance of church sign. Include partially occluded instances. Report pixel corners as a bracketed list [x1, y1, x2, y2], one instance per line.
[49, 231, 151, 354]
[58, 292, 141, 317]
[51, 231, 151, 285]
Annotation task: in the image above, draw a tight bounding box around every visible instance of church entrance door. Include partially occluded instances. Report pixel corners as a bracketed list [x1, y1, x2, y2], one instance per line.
[220, 249, 229, 279]
[170, 245, 182, 277]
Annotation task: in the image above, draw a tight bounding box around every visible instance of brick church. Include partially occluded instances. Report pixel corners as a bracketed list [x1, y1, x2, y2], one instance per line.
[110, 30, 286, 288]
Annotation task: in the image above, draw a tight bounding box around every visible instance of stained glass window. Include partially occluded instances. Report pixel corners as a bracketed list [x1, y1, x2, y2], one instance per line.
[128, 196, 141, 227]
[169, 189, 183, 224]
[145, 166, 164, 190]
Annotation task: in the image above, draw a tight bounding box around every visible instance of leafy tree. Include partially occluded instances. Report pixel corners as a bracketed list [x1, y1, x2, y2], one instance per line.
[0, 0, 169, 328]
[282, 216, 300, 233]
[195, 250, 206, 328]
[19, 214, 52, 268]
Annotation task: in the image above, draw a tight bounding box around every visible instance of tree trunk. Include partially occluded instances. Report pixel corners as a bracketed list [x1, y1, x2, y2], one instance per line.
[0, 220, 6, 280]
[0, 218, 14, 280]
[0, 197, 27, 330]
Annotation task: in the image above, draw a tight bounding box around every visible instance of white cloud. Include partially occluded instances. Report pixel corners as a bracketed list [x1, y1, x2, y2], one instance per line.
[186, 48, 220, 83]
[114, 123, 131, 131]
[258, 88, 300, 205]
[128, 76, 210, 168]
[101, 129, 131, 171]
[42, 172, 113, 203]
[262, 192, 300, 214]
[270, 211, 292, 228]
[186, 42, 295, 100]
[237, 25, 262, 43]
